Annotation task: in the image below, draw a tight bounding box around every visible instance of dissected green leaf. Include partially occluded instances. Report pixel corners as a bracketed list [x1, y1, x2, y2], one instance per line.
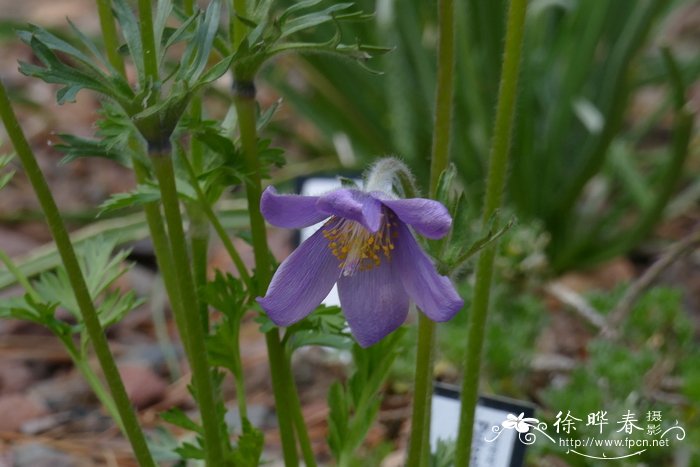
[230, 419, 264, 466]
[55, 134, 130, 166]
[283, 305, 351, 351]
[326, 329, 406, 464]
[160, 407, 203, 434]
[98, 184, 161, 216]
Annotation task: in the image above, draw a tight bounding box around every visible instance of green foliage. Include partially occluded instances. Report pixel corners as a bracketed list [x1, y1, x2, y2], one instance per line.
[31, 239, 140, 324]
[282, 305, 352, 351]
[265, 0, 698, 272]
[54, 133, 129, 166]
[536, 286, 700, 465]
[204, 271, 248, 375]
[229, 0, 390, 80]
[98, 184, 162, 215]
[430, 439, 456, 467]
[0, 295, 67, 336]
[18, 0, 233, 146]
[0, 237, 141, 331]
[229, 418, 264, 467]
[160, 377, 263, 466]
[327, 329, 406, 464]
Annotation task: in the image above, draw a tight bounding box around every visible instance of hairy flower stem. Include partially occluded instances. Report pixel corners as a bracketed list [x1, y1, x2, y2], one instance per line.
[95, 0, 126, 75]
[151, 151, 227, 466]
[454, 0, 527, 464]
[407, 0, 457, 465]
[182, 0, 211, 331]
[234, 89, 302, 467]
[130, 155, 193, 361]
[0, 80, 156, 467]
[286, 356, 318, 467]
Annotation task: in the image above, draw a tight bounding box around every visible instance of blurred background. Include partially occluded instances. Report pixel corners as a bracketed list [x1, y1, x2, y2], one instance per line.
[0, 0, 699, 465]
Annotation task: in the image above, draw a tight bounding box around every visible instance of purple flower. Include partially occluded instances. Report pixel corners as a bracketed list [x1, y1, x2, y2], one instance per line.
[256, 185, 464, 347]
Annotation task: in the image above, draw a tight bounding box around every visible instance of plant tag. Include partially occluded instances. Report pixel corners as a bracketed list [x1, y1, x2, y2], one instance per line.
[431, 383, 534, 467]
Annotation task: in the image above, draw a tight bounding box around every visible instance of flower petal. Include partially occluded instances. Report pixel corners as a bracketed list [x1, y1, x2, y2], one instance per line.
[379, 197, 452, 239]
[260, 186, 329, 228]
[394, 222, 463, 321]
[257, 225, 341, 326]
[317, 189, 382, 232]
[337, 259, 409, 347]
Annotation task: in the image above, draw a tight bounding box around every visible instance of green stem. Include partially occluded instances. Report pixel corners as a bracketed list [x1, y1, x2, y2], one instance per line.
[179, 147, 252, 290]
[407, 0, 457, 464]
[183, 0, 210, 332]
[266, 332, 300, 466]
[137, 0, 159, 90]
[183, 0, 194, 15]
[230, 0, 249, 51]
[95, 0, 126, 76]
[234, 89, 300, 467]
[453, 0, 527, 465]
[151, 151, 227, 466]
[189, 206, 211, 331]
[0, 80, 156, 467]
[286, 356, 317, 467]
[0, 250, 40, 301]
[406, 317, 436, 467]
[61, 336, 123, 431]
[428, 0, 457, 196]
[131, 155, 192, 360]
[230, 323, 248, 423]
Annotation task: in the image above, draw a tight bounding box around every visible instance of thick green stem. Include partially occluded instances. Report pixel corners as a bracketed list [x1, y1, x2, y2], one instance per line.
[286, 356, 317, 467]
[0, 80, 156, 467]
[428, 0, 457, 196]
[407, 0, 457, 464]
[234, 90, 301, 467]
[137, 0, 159, 89]
[230, 0, 249, 51]
[151, 152, 227, 466]
[454, 0, 527, 465]
[406, 317, 436, 467]
[265, 332, 299, 466]
[189, 208, 211, 332]
[183, 0, 194, 15]
[183, 0, 210, 332]
[131, 155, 192, 360]
[95, 0, 126, 76]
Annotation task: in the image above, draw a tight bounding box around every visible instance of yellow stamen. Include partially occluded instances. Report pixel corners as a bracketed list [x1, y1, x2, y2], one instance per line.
[322, 211, 398, 275]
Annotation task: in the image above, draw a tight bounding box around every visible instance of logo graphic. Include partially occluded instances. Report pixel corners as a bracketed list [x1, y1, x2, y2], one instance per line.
[485, 410, 686, 460]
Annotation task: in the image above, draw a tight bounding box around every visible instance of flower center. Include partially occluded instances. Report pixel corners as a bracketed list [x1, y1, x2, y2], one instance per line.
[322, 211, 398, 276]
